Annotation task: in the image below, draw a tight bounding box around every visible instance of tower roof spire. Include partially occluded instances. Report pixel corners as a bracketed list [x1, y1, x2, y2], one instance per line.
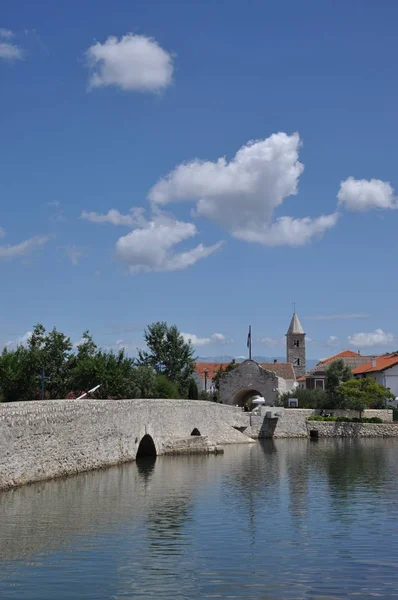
[286, 312, 304, 335]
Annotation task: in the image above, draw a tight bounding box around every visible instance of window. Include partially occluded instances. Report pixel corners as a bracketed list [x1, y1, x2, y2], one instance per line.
[315, 379, 324, 390]
[293, 358, 300, 366]
[294, 339, 300, 348]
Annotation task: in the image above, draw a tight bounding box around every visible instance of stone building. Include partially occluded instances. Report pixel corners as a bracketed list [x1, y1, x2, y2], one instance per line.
[219, 360, 296, 407]
[286, 312, 306, 378]
[297, 350, 372, 390]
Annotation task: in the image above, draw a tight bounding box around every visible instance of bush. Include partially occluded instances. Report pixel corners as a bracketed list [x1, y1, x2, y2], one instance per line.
[324, 416, 337, 421]
[307, 415, 383, 423]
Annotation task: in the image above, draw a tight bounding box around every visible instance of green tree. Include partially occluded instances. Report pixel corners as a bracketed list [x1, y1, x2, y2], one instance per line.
[41, 327, 73, 399]
[325, 359, 352, 405]
[154, 374, 180, 399]
[337, 377, 394, 416]
[137, 322, 196, 396]
[0, 345, 38, 402]
[279, 387, 328, 409]
[188, 378, 199, 399]
[133, 366, 157, 398]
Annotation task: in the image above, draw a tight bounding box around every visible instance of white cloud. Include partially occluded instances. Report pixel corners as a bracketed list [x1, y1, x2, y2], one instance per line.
[0, 227, 5, 238]
[182, 332, 229, 347]
[0, 235, 50, 260]
[0, 29, 14, 39]
[86, 33, 173, 92]
[348, 329, 395, 348]
[0, 29, 23, 61]
[338, 177, 398, 211]
[115, 214, 223, 273]
[257, 336, 284, 346]
[81, 207, 145, 226]
[235, 214, 339, 246]
[327, 335, 340, 347]
[149, 132, 338, 246]
[4, 330, 32, 350]
[64, 245, 85, 266]
[304, 313, 370, 321]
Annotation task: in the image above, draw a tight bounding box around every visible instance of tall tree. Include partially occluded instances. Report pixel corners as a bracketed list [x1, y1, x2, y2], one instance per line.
[325, 359, 352, 405]
[137, 322, 196, 396]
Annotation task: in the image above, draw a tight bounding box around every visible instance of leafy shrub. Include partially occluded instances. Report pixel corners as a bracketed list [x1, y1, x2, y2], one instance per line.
[324, 416, 337, 421]
[307, 415, 383, 423]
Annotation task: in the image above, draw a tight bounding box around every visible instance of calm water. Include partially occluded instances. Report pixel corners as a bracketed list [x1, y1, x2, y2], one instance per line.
[1, 439, 398, 599]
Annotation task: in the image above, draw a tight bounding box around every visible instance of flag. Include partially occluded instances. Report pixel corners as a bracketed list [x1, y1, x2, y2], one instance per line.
[247, 326, 251, 349]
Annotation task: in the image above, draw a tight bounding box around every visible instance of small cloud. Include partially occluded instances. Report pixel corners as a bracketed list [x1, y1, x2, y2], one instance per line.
[64, 245, 85, 266]
[348, 329, 395, 348]
[0, 29, 14, 39]
[338, 177, 398, 211]
[181, 332, 231, 347]
[257, 336, 284, 347]
[47, 200, 61, 208]
[85, 33, 174, 92]
[0, 235, 50, 260]
[0, 227, 5, 238]
[115, 213, 223, 274]
[4, 330, 32, 350]
[81, 207, 145, 227]
[0, 29, 23, 61]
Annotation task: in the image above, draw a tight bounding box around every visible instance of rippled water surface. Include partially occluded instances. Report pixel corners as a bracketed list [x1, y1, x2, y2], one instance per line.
[1, 438, 398, 599]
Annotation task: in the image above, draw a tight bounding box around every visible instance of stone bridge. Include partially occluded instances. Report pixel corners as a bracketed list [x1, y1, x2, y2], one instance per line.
[0, 399, 253, 490]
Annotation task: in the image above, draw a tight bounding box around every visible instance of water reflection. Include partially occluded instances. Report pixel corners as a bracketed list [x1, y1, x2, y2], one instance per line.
[1, 439, 398, 599]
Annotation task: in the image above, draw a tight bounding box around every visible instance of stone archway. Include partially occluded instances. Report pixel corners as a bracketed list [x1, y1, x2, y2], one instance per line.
[232, 389, 263, 411]
[136, 434, 157, 459]
[191, 428, 201, 436]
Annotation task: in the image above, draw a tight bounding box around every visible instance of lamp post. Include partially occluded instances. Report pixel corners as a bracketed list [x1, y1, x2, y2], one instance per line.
[204, 369, 208, 392]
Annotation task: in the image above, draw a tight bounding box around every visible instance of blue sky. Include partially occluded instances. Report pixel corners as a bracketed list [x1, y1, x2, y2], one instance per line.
[1, 0, 398, 360]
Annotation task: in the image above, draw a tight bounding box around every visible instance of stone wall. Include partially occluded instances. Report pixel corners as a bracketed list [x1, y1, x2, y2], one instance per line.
[246, 408, 394, 439]
[0, 399, 252, 491]
[307, 421, 398, 437]
[219, 360, 279, 405]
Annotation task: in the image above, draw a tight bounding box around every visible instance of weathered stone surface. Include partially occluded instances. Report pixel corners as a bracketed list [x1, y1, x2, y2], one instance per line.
[219, 360, 280, 406]
[307, 421, 398, 437]
[0, 399, 252, 490]
[245, 408, 394, 439]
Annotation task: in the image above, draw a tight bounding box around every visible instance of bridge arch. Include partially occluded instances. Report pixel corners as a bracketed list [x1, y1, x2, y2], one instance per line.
[136, 434, 157, 459]
[232, 388, 263, 410]
[191, 428, 201, 436]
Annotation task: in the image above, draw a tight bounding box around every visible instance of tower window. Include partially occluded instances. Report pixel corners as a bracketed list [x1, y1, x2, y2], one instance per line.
[294, 339, 300, 347]
[293, 358, 300, 366]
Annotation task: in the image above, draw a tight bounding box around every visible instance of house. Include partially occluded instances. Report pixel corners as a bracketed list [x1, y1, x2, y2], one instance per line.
[352, 353, 398, 398]
[297, 350, 372, 390]
[194, 362, 224, 392]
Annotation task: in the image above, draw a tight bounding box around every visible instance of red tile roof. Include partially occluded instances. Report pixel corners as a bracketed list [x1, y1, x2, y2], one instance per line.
[195, 363, 228, 380]
[260, 362, 296, 380]
[320, 350, 362, 365]
[352, 353, 398, 375]
[297, 375, 306, 382]
[195, 360, 296, 381]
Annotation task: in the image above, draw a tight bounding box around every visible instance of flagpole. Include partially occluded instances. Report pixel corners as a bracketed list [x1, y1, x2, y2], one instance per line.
[249, 325, 252, 360]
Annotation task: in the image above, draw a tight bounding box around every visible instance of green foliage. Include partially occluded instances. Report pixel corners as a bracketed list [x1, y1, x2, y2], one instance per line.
[154, 374, 180, 399]
[188, 378, 199, 400]
[337, 377, 394, 414]
[325, 359, 352, 405]
[137, 322, 196, 396]
[280, 387, 328, 409]
[0, 322, 191, 402]
[308, 415, 384, 423]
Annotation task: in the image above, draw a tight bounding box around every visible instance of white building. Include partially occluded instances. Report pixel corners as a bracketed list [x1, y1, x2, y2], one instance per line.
[352, 353, 398, 398]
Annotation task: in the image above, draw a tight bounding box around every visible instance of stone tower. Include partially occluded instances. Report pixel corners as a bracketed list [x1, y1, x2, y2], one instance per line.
[286, 312, 306, 378]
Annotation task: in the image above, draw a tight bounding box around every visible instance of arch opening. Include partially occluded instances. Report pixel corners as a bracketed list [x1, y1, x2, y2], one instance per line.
[232, 389, 263, 411]
[136, 434, 157, 460]
[191, 428, 201, 436]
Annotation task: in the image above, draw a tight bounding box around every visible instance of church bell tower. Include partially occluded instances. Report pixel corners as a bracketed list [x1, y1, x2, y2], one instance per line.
[286, 312, 306, 378]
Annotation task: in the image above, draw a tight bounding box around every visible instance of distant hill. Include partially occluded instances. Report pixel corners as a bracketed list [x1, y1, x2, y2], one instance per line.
[196, 355, 319, 371]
